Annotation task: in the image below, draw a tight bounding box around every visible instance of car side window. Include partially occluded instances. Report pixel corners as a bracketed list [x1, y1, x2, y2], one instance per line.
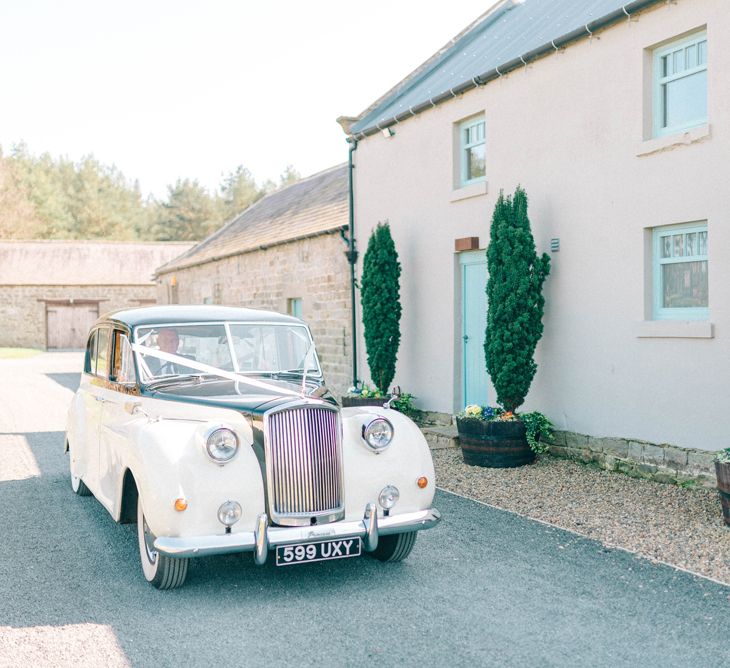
[111, 329, 137, 385]
[95, 327, 110, 379]
[84, 330, 98, 374]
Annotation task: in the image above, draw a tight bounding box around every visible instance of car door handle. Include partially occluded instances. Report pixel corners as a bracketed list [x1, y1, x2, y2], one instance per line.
[95, 396, 106, 403]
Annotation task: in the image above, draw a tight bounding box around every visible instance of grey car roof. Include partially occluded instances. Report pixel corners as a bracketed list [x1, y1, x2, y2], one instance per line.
[349, 0, 662, 136]
[100, 305, 303, 329]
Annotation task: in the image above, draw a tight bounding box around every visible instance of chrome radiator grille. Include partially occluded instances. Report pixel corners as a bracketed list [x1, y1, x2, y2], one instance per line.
[265, 405, 343, 524]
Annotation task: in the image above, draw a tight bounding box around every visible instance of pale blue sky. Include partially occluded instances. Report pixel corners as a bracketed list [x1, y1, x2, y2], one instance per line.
[0, 1, 490, 198]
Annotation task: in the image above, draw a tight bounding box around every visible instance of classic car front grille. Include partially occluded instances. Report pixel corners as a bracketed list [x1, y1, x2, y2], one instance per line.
[265, 406, 343, 523]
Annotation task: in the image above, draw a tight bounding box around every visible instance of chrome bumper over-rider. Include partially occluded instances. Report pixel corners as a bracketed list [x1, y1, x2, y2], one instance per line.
[154, 505, 441, 563]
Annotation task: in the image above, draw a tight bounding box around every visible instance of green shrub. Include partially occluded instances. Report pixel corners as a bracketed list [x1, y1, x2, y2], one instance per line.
[361, 222, 402, 395]
[485, 187, 550, 413]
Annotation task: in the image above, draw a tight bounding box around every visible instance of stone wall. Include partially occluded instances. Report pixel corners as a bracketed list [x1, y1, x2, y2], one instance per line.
[0, 285, 157, 348]
[156, 231, 352, 397]
[550, 430, 717, 488]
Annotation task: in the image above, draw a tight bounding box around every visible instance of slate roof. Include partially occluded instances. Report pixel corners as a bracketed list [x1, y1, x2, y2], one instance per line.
[348, 0, 663, 136]
[0, 240, 193, 286]
[157, 163, 348, 274]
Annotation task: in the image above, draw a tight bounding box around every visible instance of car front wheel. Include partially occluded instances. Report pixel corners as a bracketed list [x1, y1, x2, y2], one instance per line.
[68, 440, 92, 497]
[137, 498, 188, 589]
[70, 473, 92, 496]
[369, 531, 418, 562]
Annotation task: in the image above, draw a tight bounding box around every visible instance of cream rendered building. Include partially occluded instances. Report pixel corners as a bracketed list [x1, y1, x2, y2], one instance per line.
[340, 0, 727, 456]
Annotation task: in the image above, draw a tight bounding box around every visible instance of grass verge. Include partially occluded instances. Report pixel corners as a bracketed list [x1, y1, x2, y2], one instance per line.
[0, 348, 43, 359]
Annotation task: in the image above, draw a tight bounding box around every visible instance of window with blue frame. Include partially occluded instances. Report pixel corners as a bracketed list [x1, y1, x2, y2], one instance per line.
[287, 297, 303, 318]
[653, 31, 707, 137]
[459, 116, 485, 186]
[653, 223, 708, 320]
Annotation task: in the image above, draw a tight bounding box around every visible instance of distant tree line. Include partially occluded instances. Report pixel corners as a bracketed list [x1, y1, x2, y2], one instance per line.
[0, 143, 300, 241]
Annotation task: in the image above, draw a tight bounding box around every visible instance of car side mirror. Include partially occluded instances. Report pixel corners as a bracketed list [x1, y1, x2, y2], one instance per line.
[383, 386, 401, 409]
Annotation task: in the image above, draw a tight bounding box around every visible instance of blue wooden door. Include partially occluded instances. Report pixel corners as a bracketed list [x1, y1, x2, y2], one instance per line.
[460, 251, 488, 408]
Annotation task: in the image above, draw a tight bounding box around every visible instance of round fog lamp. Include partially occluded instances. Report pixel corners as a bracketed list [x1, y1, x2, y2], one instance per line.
[362, 417, 394, 452]
[206, 427, 239, 463]
[217, 501, 242, 527]
[378, 485, 400, 510]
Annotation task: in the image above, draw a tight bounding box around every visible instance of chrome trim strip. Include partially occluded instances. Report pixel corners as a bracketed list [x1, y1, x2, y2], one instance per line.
[153, 507, 441, 559]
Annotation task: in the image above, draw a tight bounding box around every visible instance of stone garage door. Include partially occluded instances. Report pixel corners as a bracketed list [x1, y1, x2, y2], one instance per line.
[46, 302, 99, 349]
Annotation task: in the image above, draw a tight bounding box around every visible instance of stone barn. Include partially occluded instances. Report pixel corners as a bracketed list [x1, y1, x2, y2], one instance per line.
[155, 164, 352, 396]
[0, 240, 192, 349]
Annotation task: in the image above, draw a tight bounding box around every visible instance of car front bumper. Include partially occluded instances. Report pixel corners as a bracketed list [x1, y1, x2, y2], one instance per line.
[154, 504, 441, 564]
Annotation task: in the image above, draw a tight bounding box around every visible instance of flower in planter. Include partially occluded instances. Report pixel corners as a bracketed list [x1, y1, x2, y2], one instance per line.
[345, 383, 384, 399]
[459, 405, 500, 421]
[359, 384, 384, 399]
[715, 448, 730, 464]
[457, 404, 553, 455]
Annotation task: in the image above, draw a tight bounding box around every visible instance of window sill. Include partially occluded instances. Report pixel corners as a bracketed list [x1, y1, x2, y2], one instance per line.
[636, 124, 711, 157]
[450, 180, 488, 203]
[634, 320, 713, 339]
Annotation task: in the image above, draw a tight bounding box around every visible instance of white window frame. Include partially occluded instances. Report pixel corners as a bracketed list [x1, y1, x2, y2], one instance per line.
[653, 222, 708, 320]
[653, 31, 707, 137]
[459, 116, 486, 187]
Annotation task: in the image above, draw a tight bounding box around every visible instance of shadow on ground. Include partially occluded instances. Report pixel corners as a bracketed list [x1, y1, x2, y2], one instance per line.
[45, 373, 81, 393]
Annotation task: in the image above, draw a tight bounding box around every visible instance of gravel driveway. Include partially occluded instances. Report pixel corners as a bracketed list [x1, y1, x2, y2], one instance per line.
[1, 353, 728, 668]
[434, 449, 730, 585]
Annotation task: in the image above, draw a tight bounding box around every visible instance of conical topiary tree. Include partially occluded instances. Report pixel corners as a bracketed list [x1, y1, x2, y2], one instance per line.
[360, 221, 402, 395]
[485, 186, 550, 413]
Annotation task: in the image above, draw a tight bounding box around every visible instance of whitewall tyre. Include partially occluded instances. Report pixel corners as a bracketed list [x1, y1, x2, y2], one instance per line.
[137, 498, 188, 589]
[369, 532, 418, 562]
[68, 442, 92, 497]
[70, 473, 92, 496]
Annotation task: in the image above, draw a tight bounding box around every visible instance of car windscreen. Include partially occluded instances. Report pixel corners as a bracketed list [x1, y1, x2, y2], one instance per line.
[134, 322, 320, 379]
[228, 323, 319, 375]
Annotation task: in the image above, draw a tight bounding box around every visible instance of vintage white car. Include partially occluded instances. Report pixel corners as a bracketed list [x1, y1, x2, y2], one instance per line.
[65, 305, 440, 589]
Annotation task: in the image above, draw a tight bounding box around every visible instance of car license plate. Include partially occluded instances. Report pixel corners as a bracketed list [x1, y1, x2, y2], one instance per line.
[275, 538, 362, 566]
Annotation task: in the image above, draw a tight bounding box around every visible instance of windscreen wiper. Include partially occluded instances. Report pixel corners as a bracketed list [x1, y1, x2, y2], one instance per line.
[145, 374, 210, 390]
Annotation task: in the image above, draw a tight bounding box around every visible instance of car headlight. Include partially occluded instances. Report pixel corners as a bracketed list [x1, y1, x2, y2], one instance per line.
[205, 427, 239, 464]
[362, 417, 394, 452]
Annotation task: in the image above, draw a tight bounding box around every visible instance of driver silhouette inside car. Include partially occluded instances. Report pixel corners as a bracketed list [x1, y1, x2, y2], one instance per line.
[148, 328, 196, 376]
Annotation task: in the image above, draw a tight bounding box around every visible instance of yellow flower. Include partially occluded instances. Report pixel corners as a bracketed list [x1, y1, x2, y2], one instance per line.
[465, 405, 483, 418]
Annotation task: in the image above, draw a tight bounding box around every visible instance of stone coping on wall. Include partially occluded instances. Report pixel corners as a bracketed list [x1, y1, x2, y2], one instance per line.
[549, 430, 717, 488]
[418, 421, 717, 488]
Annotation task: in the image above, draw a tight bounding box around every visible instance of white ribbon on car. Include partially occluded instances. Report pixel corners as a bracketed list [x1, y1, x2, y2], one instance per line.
[131, 342, 304, 398]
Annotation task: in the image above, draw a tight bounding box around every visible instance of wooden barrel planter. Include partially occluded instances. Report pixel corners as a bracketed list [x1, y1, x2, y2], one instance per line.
[715, 461, 730, 527]
[456, 418, 535, 468]
[341, 396, 386, 408]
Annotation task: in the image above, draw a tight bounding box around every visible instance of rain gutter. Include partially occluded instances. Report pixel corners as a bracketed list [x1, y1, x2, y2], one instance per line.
[346, 137, 359, 387]
[349, 0, 664, 139]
